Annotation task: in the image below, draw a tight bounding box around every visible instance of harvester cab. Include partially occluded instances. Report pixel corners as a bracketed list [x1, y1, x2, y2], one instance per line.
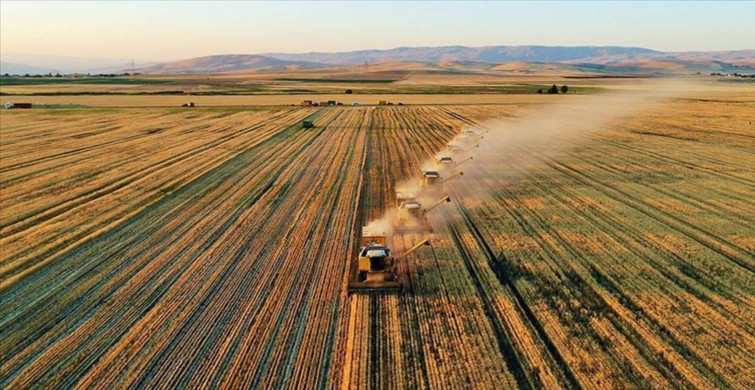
[466, 129, 489, 135]
[395, 200, 428, 233]
[461, 129, 487, 143]
[395, 191, 417, 207]
[348, 227, 398, 292]
[398, 200, 423, 219]
[348, 227, 431, 293]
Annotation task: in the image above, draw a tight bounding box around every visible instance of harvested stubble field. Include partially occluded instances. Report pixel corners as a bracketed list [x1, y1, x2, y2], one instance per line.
[1, 91, 753, 389]
[0, 93, 571, 108]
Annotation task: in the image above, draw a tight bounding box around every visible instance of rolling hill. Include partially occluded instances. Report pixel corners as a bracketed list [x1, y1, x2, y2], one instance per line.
[9, 46, 753, 75]
[132, 54, 324, 74]
[133, 46, 754, 75]
[263, 45, 662, 65]
[1, 61, 55, 75]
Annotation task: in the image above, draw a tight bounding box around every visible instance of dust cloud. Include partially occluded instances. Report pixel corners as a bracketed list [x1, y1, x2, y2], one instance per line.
[365, 79, 696, 239]
[363, 215, 394, 237]
[442, 79, 696, 204]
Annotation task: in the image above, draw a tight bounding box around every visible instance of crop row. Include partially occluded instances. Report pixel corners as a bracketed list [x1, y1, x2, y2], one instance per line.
[1, 106, 510, 388]
[341, 99, 752, 389]
[2, 99, 751, 388]
[438, 102, 754, 389]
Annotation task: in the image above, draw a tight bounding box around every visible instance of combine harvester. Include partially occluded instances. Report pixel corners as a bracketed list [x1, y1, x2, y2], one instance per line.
[455, 129, 486, 145]
[464, 129, 488, 136]
[420, 169, 463, 195]
[436, 155, 474, 170]
[456, 131, 484, 144]
[435, 156, 455, 174]
[437, 156, 455, 166]
[446, 144, 462, 154]
[447, 142, 479, 158]
[394, 193, 451, 233]
[420, 170, 442, 194]
[347, 227, 431, 293]
[346, 130, 474, 294]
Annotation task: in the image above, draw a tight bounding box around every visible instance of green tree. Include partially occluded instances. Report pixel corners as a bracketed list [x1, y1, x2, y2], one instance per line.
[561, 85, 568, 94]
[345, 89, 353, 94]
[548, 84, 559, 94]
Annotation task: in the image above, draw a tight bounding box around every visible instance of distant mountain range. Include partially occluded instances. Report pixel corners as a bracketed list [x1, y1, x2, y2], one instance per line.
[262, 45, 664, 65]
[1, 53, 142, 75]
[1, 61, 52, 75]
[262, 45, 754, 67]
[133, 46, 754, 74]
[130, 54, 323, 74]
[3, 46, 754, 75]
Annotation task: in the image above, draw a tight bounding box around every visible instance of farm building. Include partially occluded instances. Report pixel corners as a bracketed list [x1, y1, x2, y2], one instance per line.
[301, 100, 313, 106]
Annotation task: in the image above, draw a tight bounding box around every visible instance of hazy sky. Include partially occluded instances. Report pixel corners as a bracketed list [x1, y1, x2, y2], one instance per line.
[1, 1, 753, 61]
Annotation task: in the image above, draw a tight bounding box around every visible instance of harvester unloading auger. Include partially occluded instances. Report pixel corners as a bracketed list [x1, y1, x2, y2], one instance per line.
[455, 156, 474, 167]
[347, 227, 431, 293]
[443, 171, 464, 183]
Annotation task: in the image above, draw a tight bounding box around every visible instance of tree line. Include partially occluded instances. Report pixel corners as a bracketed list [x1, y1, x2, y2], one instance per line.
[537, 85, 569, 94]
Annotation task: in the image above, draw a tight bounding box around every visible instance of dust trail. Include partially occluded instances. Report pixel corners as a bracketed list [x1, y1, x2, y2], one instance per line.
[365, 79, 694, 239]
[427, 79, 698, 227]
[363, 214, 393, 237]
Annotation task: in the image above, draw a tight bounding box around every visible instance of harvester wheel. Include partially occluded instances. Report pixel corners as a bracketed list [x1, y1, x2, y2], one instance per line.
[357, 271, 367, 282]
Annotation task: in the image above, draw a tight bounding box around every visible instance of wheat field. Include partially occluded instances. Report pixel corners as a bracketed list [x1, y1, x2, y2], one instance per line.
[1, 85, 753, 388]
